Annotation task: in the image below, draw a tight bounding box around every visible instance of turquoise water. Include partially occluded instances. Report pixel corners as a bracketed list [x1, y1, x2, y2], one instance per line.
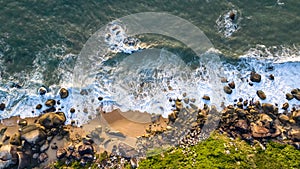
[0, 0, 300, 122]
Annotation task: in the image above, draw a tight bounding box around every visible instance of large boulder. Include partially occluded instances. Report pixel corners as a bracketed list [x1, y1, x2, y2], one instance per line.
[38, 112, 66, 129]
[20, 125, 46, 145]
[0, 145, 18, 169]
[250, 71, 261, 83]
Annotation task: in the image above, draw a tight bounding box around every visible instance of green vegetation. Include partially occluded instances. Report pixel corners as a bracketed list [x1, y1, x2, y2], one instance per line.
[51, 133, 300, 169]
[139, 133, 300, 169]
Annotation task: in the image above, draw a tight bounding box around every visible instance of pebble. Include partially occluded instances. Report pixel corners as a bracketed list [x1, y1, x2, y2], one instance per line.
[257, 90, 266, 100]
[286, 93, 294, 100]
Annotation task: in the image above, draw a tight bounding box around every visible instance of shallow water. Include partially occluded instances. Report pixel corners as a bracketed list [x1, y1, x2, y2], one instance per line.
[0, 0, 300, 124]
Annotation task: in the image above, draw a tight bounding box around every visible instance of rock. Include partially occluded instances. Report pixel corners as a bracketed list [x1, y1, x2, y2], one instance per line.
[237, 102, 243, 108]
[235, 120, 249, 133]
[279, 114, 289, 123]
[168, 112, 177, 123]
[38, 112, 66, 129]
[118, 143, 138, 158]
[21, 125, 46, 145]
[38, 152, 48, 163]
[59, 88, 69, 99]
[290, 129, 300, 142]
[18, 119, 27, 127]
[262, 103, 274, 114]
[228, 81, 235, 89]
[82, 154, 94, 162]
[56, 148, 67, 159]
[40, 141, 49, 152]
[98, 96, 103, 101]
[36, 104, 42, 110]
[224, 86, 232, 94]
[236, 108, 247, 117]
[221, 77, 228, 83]
[257, 90, 266, 100]
[17, 151, 31, 169]
[251, 123, 271, 138]
[292, 110, 300, 122]
[250, 71, 261, 83]
[286, 93, 294, 100]
[0, 103, 5, 111]
[78, 144, 94, 156]
[268, 74, 274, 80]
[70, 108, 75, 113]
[166, 126, 172, 130]
[45, 99, 56, 107]
[291, 88, 300, 95]
[38, 87, 47, 95]
[130, 157, 138, 169]
[0, 127, 7, 135]
[108, 131, 126, 138]
[202, 95, 210, 101]
[0, 145, 18, 169]
[51, 144, 58, 150]
[282, 102, 289, 110]
[9, 133, 21, 146]
[293, 94, 300, 101]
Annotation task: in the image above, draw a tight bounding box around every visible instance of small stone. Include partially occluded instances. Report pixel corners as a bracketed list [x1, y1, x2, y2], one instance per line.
[249, 82, 253, 86]
[269, 74, 274, 80]
[45, 99, 56, 107]
[221, 77, 228, 83]
[262, 103, 274, 114]
[166, 126, 172, 130]
[59, 88, 69, 99]
[98, 96, 103, 101]
[56, 148, 67, 159]
[279, 114, 289, 123]
[38, 87, 47, 95]
[38, 152, 48, 163]
[36, 104, 42, 110]
[51, 144, 58, 150]
[224, 86, 232, 94]
[228, 81, 235, 89]
[257, 90, 266, 100]
[250, 71, 261, 83]
[229, 11, 236, 20]
[202, 95, 210, 101]
[70, 108, 75, 113]
[18, 119, 28, 127]
[0, 103, 5, 111]
[286, 93, 294, 100]
[282, 102, 289, 110]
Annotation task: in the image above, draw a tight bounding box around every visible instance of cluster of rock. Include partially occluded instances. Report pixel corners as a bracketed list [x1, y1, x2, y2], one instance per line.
[0, 111, 67, 169]
[56, 138, 95, 166]
[220, 100, 300, 148]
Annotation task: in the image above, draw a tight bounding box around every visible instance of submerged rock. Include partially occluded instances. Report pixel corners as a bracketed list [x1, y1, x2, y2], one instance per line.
[250, 72, 261, 83]
[257, 90, 266, 100]
[0, 103, 5, 111]
[286, 93, 294, 100]
[59, 88, 69, 99]
[224, 86, 232, 94]
[45, 99, 56, 107]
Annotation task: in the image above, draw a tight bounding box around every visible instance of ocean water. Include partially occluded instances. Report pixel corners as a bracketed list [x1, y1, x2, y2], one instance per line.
[0, 0, 299, 124]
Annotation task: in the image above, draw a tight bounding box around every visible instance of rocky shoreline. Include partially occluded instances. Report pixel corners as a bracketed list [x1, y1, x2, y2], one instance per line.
[0, 71, 300, 169]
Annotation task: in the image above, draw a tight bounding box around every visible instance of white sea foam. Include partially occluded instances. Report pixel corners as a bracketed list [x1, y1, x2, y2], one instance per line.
[1, 44, 300, 125]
